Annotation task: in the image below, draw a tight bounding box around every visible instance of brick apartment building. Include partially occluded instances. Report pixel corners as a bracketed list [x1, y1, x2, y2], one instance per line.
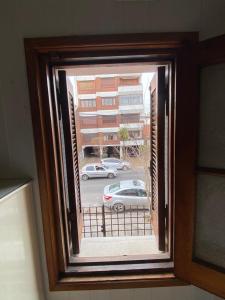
[74, 74, 151, 159]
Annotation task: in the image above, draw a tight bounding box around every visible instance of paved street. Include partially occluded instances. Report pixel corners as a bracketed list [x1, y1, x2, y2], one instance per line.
[80, 168, 145, 206]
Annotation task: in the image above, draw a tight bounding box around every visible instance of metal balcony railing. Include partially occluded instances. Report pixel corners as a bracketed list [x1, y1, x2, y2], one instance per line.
[82, 205, 152, 238]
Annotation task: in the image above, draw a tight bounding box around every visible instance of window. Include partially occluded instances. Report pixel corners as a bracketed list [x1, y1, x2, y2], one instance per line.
[80, 99, 96, 107]
[101, 97, 116, 106]
[96, 166, 104, 171]
[117, 189, 139, 196]
[102, 115, 116, 124]
[121, 113, 140, 123]
[25, 33, 225, 298]
[138, 189, 147, 197]
[104, 133, 117, 141]
[80, 117, 97, 126]
[119, 94, 142, 105]
[129, 130, 141, 138]
[86, 166, 95, 171]
[109, 183, 120, 192]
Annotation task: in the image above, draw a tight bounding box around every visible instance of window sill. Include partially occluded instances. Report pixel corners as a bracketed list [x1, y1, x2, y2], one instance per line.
[78, 236, 160, 257]
[53, 273, 188, 291]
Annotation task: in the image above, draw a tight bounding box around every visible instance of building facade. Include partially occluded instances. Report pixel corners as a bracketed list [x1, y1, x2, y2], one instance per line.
[75, 74, 150, 159]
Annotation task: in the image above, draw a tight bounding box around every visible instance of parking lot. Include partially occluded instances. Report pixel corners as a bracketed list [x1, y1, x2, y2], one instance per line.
[80, 168, 145, 206]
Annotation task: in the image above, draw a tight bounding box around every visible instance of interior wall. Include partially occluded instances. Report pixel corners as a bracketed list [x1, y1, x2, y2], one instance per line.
[0, 1, 225, 299]
[0, 184, 45, 300]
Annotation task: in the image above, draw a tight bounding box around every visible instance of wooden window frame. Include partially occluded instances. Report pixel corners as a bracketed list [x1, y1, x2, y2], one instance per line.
[175, 34, 225, 299]
[24, 32, 198, 291]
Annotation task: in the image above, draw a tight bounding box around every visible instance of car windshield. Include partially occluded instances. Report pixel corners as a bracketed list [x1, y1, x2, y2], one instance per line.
[109, 183, 120, 193]
[132, 180, 143, 186]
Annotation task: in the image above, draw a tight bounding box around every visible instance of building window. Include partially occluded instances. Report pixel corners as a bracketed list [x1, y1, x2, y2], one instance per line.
[80, 99, 96, 107]
[101, 97, 116, 106]
[121, 113, 140, 123]
[129, 130, 141, 139]
[104, 133, 117, 141]
[119, 94, 143, 105]
[80, 117, 97, 126]
[102, 115, 117, 124]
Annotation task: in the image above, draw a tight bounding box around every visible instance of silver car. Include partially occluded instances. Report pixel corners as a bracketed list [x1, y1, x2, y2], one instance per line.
[81, 164, 117, 180]
[103, 180, 150, 212]
[101, 158, 130, 170]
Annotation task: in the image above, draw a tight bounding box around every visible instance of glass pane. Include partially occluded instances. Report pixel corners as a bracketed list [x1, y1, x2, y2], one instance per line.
[68, 67, 158, 257]
[194, 174, 225, 269]
[198, 63, 225, 168]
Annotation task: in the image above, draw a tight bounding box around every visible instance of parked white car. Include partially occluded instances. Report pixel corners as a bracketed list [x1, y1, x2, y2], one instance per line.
[81, 164, 117, 180]
[101, 158, 130, 170]
[103, 180, 150, 212]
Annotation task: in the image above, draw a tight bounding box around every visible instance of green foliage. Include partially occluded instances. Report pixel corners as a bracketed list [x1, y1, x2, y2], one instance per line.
[118, 127, 129, 141]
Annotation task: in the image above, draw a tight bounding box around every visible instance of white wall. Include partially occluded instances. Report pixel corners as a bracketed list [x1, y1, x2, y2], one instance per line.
[0, 1, 225, 299]
[0, 183, 45, 300]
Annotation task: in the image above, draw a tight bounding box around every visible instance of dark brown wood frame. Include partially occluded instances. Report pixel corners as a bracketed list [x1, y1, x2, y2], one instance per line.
[24, 32, 198, 290]
[185, 35, 225, 299]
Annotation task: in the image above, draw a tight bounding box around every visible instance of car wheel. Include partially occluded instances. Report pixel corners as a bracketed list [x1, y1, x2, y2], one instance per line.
[82, 174, 89, 181]
[108, 173, 114, 179]
[113, 203, 125, 212]
[123, 165, 128, 171]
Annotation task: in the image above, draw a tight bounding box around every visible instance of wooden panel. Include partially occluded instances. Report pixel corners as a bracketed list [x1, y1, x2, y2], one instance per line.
[198, 63, 225, 169]
[174, 41, 198, 281]
[150, 67, 167, 252]
[191, 35, 225, 299]
[175, 34, 225, 299]
[58, 70, 82, 255]
[24, 32, 198, 55]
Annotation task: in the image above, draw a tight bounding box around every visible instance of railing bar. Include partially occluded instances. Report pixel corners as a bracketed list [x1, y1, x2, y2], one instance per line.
[130, 206, 132, 236]
[137, 205, 139, 235]
[96, 207, 98, 237]
[89, 206, 92, 237]
[144, 207, 146, 235]
[82, 208, 85, 237]
[110, 208, 113, 237]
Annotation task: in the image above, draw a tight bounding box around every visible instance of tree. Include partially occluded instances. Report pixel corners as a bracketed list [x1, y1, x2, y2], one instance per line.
[118, 127, 129, 159]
